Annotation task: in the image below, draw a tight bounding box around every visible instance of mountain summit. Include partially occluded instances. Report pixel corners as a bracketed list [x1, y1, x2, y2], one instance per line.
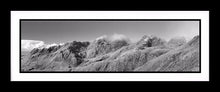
[21, 35, 200, 72]
[21, 41, 90, 71]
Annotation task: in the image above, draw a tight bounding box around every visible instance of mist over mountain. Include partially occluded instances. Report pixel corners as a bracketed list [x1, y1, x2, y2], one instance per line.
[21, 34, 200, 72]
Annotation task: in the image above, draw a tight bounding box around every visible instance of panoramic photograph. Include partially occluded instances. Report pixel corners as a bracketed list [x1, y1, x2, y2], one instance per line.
[20, 20, 200, 72]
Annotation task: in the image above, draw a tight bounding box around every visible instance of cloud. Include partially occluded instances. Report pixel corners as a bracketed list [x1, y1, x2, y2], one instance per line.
[38, 43, 64, 49]
[95, 35, 107, 40]
[21, 40, 65, 51]
[21, 40, 44, 51]
[95, 33, 130, 42]
[109, 33, 128, 41]
[59, 43, 64, 45]
[38, 43, 58, 49]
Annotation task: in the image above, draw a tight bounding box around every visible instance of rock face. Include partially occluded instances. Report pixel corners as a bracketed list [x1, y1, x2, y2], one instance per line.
[134, 36, 200, 71]
[21, 41, 90, 71]
[21, 35, 200, 72]
[86, 37, 129, 58]
[74, 35, 170, 71]
[136, 35, 166, 49]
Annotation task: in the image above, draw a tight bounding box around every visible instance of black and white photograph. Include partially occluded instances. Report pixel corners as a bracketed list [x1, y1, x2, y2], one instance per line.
[20, 19, 200, 72]
[10, 11, 209, 81]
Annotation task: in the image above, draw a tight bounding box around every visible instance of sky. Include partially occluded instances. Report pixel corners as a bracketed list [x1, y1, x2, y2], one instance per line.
[21, 21, 199, 51]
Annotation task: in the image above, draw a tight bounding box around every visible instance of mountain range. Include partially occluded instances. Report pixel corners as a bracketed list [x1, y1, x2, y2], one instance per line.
[21, 35, 200, 72]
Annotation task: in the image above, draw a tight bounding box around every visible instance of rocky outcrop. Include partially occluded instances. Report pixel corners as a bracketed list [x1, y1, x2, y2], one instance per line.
[21, 41, 90, 71]
[86, 37, 129, 58]
[21, 35, 200, 72]
[136, 35, 166, 50]
[134, 36, 200, 71]
[75, 46, 171, 71]
[74, 35, 171, 71]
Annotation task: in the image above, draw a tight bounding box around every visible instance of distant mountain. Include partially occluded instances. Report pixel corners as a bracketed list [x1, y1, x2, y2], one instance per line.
[21, 35, 200, 72]
[167, 37, 186, 48]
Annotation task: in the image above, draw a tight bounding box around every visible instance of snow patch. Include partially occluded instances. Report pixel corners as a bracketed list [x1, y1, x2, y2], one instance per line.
[21, 40, 65, 51]
[38, 43, 65, 49]
[21, 40, 44, 51]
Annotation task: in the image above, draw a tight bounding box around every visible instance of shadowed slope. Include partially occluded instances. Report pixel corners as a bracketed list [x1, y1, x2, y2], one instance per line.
[86, 36, 130, 58]
[134, 36, 200, 71]
[21, 35, 200, 72]
[21, 41, 90, 71]
[74, 35, 171, 71]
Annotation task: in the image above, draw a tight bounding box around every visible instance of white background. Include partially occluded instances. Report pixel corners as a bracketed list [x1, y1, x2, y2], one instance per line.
[11, 11, 209, 81]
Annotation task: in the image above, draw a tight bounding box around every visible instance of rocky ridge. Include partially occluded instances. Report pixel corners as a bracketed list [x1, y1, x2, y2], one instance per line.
[21, 35, 200, 72]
